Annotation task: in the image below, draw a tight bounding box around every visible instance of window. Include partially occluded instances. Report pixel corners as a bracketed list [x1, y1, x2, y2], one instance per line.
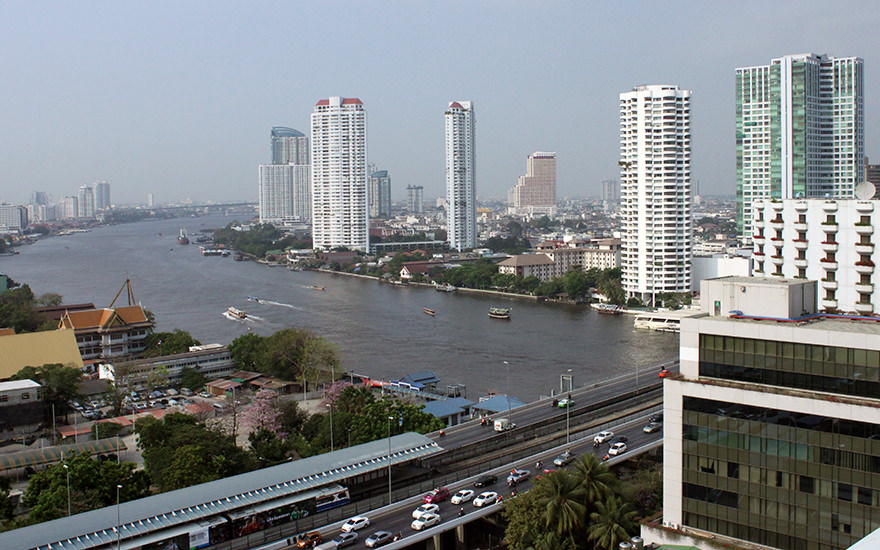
[838, 483, 853, 502]
[21, 392, 29, 400]
[800, 476, 814, 494]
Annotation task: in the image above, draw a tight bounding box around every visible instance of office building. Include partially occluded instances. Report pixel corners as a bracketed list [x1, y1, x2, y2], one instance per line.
[60, 196, 78, 219]
[310, 97, 368, 251]
[601, 179, 619, 210]
[369, 169, 392, 219]
[259, 164, 311, 224]
[445, 101, 477, 251]
[865, 158, 880, 199]
[147, 193, 155, 208]
[751, 197, 880, 315]
[736, 53, 864, 240]
[407, 185, 424, 214]
[660, 276, 880, 550]
[0, 204, 27, 232]
[78, 184, 95, 219]
[26, 203, 54, 223]
[508, 151, 557, 216]
[619, 85, 692, 305]
[93, 181, 110, 211]
[271, 126, 309, 165]
[31, 191, 50, 206]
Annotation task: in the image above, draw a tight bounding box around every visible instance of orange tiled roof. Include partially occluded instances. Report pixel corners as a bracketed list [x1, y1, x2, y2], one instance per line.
[59, 305, 150, 330]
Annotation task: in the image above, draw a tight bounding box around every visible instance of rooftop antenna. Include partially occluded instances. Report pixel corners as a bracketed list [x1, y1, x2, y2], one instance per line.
[108, 278, 136, 308]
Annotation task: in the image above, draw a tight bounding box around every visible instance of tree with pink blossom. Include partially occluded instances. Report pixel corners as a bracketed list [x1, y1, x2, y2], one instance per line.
[241, 389, 285, 438]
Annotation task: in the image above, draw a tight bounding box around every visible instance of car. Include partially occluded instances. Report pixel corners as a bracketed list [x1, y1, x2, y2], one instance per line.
[474, 474, 497, 488]
[341, 515, 370, 532]
[423, 486, 450, 503]
[180, 388, 194, 396]
[412, 503, 440, 519]
[612, 435, 628, 444]
[553, 451, 576, 467]
[609, 442, 628, 456]
[473, 491, 499, 507]
[365, 531, 393, 548]
[594, 431, 614, 444]
[295, 531, 323, 549]
[451, 489, 474, 504]
[507, 469, 530, 484]
[411, 512, 441, 531]
[643, 421, 662, 433]
[536, 468, 557, 479]
[650, 412, 664, 423]
[659, 368, 669, 378]
[198, 391, 211, 398]
[332, 531, 358, 547]
[557, 397, 574, 408]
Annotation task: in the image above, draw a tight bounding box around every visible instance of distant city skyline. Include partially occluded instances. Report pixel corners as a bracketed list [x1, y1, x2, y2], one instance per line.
[1, 3, 879, 204]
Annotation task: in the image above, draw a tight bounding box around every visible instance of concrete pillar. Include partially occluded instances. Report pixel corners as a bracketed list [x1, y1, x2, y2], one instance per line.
[455, 524, 466, 550]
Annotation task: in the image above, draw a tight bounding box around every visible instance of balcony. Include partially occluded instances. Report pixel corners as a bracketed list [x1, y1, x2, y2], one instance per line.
[855, 302, 874, 315]
[752, 234, 765, 243]
[793, 222, 808, 232]
[821, 279, 839, 291]
[770, 255, 785, 266]
[821, 241, 839, 253]
[856, 202, 874, 213]
[753, 219, 765, 229]
[793, 239, 809, 250]
[855, 223, 873, 235]
[794, 258, 808, 269]
[771, 201, 784, 211]
[822, 201, 838, 212]
[855, 243, 875, 255]
[855, 283, 874, 294]
[820, 259, 838, 271]
[769, 220, 784, 231]
[794, 201, 809, 212]
[822, 222, 839, 233]
[856, 262, 875, 275]
[821, 298, 839, 310]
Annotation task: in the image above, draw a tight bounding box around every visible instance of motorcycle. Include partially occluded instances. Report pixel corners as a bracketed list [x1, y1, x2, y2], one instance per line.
[458, 508, 465, 517]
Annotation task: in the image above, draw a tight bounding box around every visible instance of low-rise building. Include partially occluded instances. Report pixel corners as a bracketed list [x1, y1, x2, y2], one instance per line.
[0, 380, 42, 440]
[496, 254, 555, 280]
[0, 329, 84, 380]
[102, 344, 235, 387]
[59, 305, 154, 363]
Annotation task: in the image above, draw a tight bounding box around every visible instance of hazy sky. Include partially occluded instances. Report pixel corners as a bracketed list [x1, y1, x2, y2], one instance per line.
[2, 1, 879, 205]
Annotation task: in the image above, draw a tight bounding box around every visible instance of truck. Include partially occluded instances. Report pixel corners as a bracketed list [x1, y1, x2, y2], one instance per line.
[494, 418, 515, 432]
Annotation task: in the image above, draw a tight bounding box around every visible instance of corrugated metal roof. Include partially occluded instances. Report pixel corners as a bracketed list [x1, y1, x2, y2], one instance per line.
[0, 439, 126, 472]
[1, 433, 441, 550]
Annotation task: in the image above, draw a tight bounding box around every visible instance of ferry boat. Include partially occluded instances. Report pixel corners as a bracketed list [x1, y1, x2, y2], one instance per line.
[633, 310, 700, 333]
[247, 296, 260, 303]
[423, 308, 436, 316]
[177, 228, 190, 245]
[488, 307, 511, 320]
[227, 306, 247, 319]
[435, 283, 457, 292]
[595, 304, 624, 315]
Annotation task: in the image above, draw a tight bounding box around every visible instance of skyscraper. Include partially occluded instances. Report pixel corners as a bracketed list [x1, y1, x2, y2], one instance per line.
[508, 152, 557, 216]
[736, 53, 864, 240]
[407, 185, 425, 214]
[271, 127, 309, 165]
[369, 170, 391, 219]
[260, 126, 311, 224]
[310, 97, 368, 251]
[60, 196, 78, 219]
[78, 184, 95, 219]
[445, 101, 476, 251]
[619, 85, 692, 305]
[93, 181, 110, 211]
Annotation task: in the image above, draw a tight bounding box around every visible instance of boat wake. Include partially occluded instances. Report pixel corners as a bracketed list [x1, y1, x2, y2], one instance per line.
[255, 299, 303, 311]
[223, 312, 264, 322]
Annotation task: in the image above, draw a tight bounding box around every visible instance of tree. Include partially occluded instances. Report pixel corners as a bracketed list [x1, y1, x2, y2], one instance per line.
[141, 329, 201, 357]
[248, 428, 292, 467]
[93, 421, 124, 440]
[0, 283, 41, 333]
[502, 490, 553, 550]
[563, 269, 590, 300]
[228, 333, 265, 370]
[572, 454, 618, 507]
[12, 363, 83, 422]
[587, 496, 637, 550]
[36, 293, 63, 307]
[179, 365, 208, 391]
[0, 476, 15, 522]
[241, 390, 284, 438]
[532, 471, 586, 544]
[277, 400, 308, 435]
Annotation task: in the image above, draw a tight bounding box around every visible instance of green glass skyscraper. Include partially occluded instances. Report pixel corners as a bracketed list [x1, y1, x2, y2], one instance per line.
[736, 53, 864, 241]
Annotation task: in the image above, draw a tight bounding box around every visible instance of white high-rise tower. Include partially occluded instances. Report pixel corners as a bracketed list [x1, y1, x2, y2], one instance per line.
[619, 85, 692, 305]
[310, 97, 368, 251]
[445, 101, 476, 251]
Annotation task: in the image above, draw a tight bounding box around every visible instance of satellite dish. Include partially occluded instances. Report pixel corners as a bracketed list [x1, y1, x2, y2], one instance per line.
[855, 181, 876, 200]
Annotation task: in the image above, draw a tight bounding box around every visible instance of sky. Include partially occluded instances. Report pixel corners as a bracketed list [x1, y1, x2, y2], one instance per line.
[2, 1, 879, 205]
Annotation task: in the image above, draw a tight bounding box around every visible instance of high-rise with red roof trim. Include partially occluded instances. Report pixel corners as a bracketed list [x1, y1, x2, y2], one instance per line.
[445, 101, 476, 251]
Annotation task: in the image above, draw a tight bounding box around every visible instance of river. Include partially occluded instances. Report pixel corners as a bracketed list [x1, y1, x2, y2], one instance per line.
[0, 215, 679, 401]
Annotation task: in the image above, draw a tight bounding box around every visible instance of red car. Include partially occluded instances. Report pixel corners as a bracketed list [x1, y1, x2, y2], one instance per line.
[659, 369, 669, 378]
[423, 486, 450, 504]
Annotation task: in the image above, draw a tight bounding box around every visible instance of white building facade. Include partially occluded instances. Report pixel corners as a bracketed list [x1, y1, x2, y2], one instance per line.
[93, 181, 110, 211]
[736, 53, 864, 241]
[78, 184, 95, 219]
[0, 204, 28, 233]
[407, 185, 424, 214]
[752, 198, 880, 315]
[619, 85, 693, 304]
[310, 97, 368, 251]
[508, 151, 557, 216]
[259, 164, 311, 224]
[445, 101, 477, 251]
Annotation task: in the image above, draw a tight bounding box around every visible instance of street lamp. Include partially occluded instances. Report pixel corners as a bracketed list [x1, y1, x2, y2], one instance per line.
[116, 484, 122, 550]
[62, 463, 71, 517]
[565, 369, 573, 444]
[503, 361, 511, 432]
[327, 403, 334, 453]
[387, 416, 394, 505]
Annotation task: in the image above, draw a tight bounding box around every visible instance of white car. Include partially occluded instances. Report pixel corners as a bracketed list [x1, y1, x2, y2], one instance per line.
[609, 442, 628, 456]
[341, 515, 370, 532]
[450, 489, 474, 504]
[473, 491, 499, 507]
[507, 469, 530, 484]
[412, 503, 440, 519]
[594, 430, 614, 444]
[410, 512, 441, 531]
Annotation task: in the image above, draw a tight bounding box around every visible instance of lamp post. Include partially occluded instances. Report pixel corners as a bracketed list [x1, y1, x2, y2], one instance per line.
[387, 416, 394, 505]
[503, 361, 511, 432]
[327, 403, 334, 453]
[62, 463, 71, 517]
[116, 484, 122, 550]
[565, 369, 573, 444]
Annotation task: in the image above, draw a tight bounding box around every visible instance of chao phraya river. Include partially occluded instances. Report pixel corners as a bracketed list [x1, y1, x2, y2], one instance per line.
[1, 214, 679, 401]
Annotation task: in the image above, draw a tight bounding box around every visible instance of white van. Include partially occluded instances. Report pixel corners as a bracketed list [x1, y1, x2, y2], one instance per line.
[494, 418, 515, 432]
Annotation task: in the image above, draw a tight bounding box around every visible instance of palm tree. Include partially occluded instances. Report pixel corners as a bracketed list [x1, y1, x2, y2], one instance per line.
[587, 495, 637, 550]
[532, 471, 587, 541]
[572, 454, 618, 506]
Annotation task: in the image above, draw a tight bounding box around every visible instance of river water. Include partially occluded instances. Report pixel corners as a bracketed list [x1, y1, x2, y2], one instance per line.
[0, 214, 679, 401]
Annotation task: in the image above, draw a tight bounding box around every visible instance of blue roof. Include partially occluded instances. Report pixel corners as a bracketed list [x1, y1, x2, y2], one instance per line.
[422, 397, 474, 418]
[472, 395, 527, 414]
[402, 371, 440, 385]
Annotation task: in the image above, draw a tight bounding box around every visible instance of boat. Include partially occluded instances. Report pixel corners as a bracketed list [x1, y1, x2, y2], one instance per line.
[423, 308, 436, 316]
[234, 253, 244, 261]
[633, 310, 700, 333]
[435, 283, 457, 292]
[311, 285, 326, 291]
[247, 296, 260, 303]
[595, 304, 624, 315]
[177, 228, 190, 245]
[200, 248, 224, 256]
[227, 306, 247, 319]
[289, 265, 303, 272]
[488, 307, 511, 320]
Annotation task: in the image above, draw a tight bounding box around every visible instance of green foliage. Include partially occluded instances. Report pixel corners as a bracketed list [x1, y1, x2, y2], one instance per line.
[12, 363, 83, 420]
[212, 223, 305, 258]
[587, 496, 637, 550]
[178, 365, 208, 391]
[441, 259, 498, 289]
[228, 328, 339, 384]
[228, 333, 264, 370]
[0, 476, 14, 522]
[36, 293, 63, 307]
[141, 329, 200, 358]
[563, 269, 590, 299]
[135, 413, 250, 491]
[249, 428, 292, 467]
[482, 235, 531, 254]
[626, 297, 644, 308]
[277, 400, 308, 435]
[93, 421, 124, 440]
[619, 458, 663, 517]
[22, 452, 150, 523]
[0, 282, 41, 333]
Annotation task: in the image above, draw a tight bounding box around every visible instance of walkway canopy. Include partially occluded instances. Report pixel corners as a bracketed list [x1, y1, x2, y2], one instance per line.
[0, 439, 126, 472]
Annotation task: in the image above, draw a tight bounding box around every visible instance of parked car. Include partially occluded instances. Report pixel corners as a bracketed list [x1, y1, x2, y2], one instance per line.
[593, 431, 614, 444]
[341, 515, 370, 532]
[473, 491, 499, 507]
[609, 442, 628, 456]
[365, 531, 393, 548]
[412, 503, 440, 520]
[643, 421, 662, 433]
[507, 469, 530, 484]
[180, 388, 194, 396]
[411, 512, 441, 531]
[451, 489, 474, 504]
[553, 451, 575, 467]
[422, 486, 450, 504]
[474, 474, 497, 488]
[198, 391, 211, 398]
[332, 532, 358, 547]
